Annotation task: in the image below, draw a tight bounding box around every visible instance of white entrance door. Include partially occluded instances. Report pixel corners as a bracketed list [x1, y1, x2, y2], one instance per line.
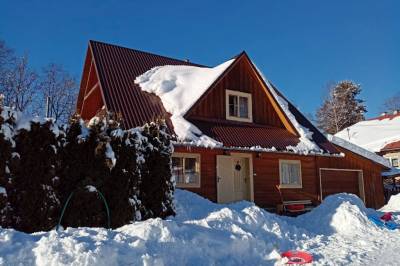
[217, 155, 251, 203]
[232, 157, 250, 201]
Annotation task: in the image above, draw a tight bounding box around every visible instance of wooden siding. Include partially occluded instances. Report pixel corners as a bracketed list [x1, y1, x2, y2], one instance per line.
[174, 146, 385, 210]
[187, 56, 285, 128]
[78, 48, 105, 120]
[174, 146, 223, 202]
[317, 145, 385, 208]
[320, 169, 360, 198]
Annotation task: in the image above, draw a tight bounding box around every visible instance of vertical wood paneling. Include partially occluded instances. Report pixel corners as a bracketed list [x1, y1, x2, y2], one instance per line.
[188, 56, 285, 128]
[174, 146, 385, 210]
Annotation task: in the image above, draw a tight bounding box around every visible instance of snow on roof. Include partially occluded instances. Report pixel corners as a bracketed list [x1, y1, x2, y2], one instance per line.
[335, 114, 400, 153]
[135, 59, 234, 147]
[135, 57, 329, 154]
[254, 66, 324, 154]
[328, 134, 390, 168]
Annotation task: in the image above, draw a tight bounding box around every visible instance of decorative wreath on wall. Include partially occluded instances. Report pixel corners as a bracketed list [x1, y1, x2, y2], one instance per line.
[235, 161, 242, 171]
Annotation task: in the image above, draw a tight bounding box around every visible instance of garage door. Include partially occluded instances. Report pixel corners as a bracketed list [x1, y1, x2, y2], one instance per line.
[320, 169, 364, 200]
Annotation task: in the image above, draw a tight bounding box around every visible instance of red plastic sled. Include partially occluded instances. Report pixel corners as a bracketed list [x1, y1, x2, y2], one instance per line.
[281, 250, 313, 265]
[381, 212, 393, 222]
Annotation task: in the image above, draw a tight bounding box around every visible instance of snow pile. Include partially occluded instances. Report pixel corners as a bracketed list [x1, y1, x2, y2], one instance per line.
[328, 134, 390, 167]
[335, 114, 400, 152]
[380, 194, 400, 212]
[135, 60, 234, 147]
[2, 189, 400, 265]
[292, 193, 370, 236]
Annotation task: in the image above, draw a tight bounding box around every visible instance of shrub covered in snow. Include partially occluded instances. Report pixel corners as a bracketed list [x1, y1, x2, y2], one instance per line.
[0, 107, 175, 232]
[0, 106, 15, 226]
[139, 122, 174, 220]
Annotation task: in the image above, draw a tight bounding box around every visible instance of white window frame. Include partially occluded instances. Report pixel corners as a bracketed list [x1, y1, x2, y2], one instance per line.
[279, 160, 302, 188]
[172, 153, 201, 188]
[225, 89, 253, 122]
[391, 157, 399, 167]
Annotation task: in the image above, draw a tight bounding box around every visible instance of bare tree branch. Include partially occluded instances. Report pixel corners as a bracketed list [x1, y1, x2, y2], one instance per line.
[37, 63, 78, 123]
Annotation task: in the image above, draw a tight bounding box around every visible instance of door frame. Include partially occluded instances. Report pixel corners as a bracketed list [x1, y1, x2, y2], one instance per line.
[216, 152, 254, 203]
[319, 168, 365, 203]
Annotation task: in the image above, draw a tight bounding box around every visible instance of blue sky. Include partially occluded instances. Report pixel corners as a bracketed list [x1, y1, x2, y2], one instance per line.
[1, 0, 399, 118]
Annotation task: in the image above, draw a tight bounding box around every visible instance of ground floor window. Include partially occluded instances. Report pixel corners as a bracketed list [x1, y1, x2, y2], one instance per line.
[172, 153, 201, 187]
[279, 160, 302, 188]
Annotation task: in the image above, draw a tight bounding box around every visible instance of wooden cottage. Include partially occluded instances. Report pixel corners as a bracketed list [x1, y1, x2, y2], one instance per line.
[77, 40, 389, 210]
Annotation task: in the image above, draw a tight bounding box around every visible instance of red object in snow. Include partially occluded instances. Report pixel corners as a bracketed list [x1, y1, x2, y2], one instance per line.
[286, 204, 305, 211]
[281, 250, 313, 265]
[381, 212, 393, 222]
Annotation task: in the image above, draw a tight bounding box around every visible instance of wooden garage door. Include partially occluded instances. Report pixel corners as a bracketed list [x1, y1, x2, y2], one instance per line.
[320, 169, 361, 199]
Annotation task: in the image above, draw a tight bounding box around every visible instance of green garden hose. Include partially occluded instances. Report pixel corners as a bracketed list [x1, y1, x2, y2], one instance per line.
[56, 188, 111, 231]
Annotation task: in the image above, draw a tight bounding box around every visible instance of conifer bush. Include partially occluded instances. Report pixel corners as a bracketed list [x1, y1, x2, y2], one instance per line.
[0, 108, 175, 232]
[8, 120, 63, 232]
[0, 106, 15, 227]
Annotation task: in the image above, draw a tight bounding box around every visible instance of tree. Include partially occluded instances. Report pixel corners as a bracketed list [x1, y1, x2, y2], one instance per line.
[0, 40, 13, 67]
[381, 92, 400, 114]
[0, 53, 38, 112]
[37, 64, 78, 123]
[316, 81, 366, 134]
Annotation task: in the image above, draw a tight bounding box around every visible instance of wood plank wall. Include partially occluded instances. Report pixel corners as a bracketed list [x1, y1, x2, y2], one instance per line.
[174, 146, 385, 209]
[188, 57, 285, 128]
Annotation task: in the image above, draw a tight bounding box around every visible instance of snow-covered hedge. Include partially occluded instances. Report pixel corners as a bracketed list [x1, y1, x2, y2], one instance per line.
[0, 106, 174, 232]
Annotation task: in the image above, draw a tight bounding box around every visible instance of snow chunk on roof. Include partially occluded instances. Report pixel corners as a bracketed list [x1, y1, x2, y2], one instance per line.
[335, 115, 400, 152]
[135, 59, 234, 117]
[135, 59, 234, 146]
[328, 134, 390, 168]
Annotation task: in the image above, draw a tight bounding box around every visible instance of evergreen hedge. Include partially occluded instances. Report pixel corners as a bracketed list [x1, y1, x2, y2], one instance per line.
[0, 106, 175, 233]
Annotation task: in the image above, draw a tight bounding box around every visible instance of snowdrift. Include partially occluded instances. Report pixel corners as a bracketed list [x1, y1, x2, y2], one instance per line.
[292, 193, 371, 236]
[380, 194, 400, 213]
[1, 190, 400, 265]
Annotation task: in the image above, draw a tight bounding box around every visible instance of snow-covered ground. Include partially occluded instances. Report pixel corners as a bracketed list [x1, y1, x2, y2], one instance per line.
[1, 190, 400, 266]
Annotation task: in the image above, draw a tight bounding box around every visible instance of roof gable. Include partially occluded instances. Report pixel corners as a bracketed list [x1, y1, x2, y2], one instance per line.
[185, 53, 298, 136]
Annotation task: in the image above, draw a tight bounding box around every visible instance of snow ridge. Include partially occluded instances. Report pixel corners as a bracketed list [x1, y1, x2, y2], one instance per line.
[328, 134, 390, 168]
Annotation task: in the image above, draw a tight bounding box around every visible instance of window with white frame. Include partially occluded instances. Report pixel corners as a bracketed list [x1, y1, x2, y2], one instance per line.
[172, 153, 200, 187]
[279, 160, 302, 188]
[391, 158, 399, 167]
[226, 89, 252, 122]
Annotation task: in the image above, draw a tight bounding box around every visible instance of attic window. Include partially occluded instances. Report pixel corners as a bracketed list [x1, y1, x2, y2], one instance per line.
[226, 89, 252, 122]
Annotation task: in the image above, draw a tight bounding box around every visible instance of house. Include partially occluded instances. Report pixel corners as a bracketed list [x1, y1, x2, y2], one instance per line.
[336, 112, 400, 198]
[336, 111, 400, 168]
[76, 40, 389, 209]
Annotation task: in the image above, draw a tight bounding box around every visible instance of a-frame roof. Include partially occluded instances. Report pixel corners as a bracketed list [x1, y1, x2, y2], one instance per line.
[77, 40, 339, 154]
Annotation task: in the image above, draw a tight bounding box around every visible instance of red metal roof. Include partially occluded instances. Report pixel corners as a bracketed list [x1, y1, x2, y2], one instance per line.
[368, 112, 400, 121]
[89, 40, 202, 129]
[382, 140, 400, 152]
[83, 40, 339, 154]
[192, 119, 300, 150]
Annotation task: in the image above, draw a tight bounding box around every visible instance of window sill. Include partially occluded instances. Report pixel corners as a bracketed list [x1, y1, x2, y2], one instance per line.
[176, 183, 201, 188]
[226, 115, 253, 123]
[279, 184, 303, 189]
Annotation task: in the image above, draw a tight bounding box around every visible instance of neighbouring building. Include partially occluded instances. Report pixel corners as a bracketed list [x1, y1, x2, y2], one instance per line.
[76, 40, 389, 209]
[336, 111, 400, 199]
